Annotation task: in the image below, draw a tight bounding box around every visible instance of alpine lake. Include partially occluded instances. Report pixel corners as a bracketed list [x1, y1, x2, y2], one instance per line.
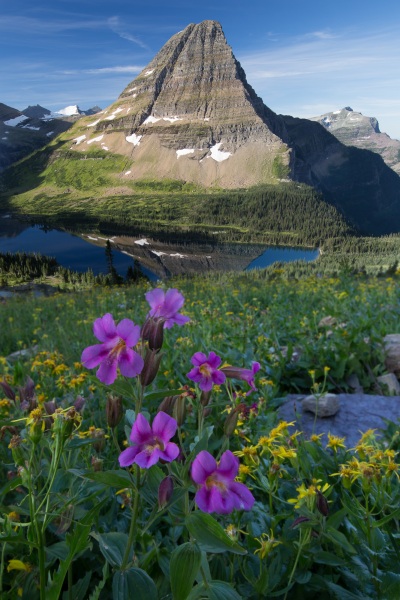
[1, 213, 319, 280]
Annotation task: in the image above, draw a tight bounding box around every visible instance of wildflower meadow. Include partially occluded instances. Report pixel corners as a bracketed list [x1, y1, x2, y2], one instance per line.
[1, 272, 400, 599]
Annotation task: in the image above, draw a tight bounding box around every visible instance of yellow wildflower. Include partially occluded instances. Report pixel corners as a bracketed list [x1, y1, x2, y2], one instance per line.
[326, 433, 346, 452]
[254, 531, 281, 559]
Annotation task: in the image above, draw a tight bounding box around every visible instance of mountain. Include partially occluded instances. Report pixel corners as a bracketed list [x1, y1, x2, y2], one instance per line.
[0, 103, 101, 172]
[310, 107, 400, 175]
[1, 21, 400, 234]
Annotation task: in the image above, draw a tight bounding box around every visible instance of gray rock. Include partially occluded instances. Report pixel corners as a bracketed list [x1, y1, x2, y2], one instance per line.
[278, 393, 400, 447]
[377, 373, 400, 395]
[384, 334, 400, 377]
[302, 393, 340, 417]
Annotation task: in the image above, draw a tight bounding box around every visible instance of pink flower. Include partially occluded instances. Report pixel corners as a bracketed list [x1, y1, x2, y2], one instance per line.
[186, 351, 226, 392]
[119, 412, 179, 469]
[81, 313, 144, 385]
[191, 450, 255, 514]
[221, 362, 260, 395]
[145, 288, 190, 329]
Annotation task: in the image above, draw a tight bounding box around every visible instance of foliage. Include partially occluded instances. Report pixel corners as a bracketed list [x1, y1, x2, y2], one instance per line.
[0, 274, 400, 598]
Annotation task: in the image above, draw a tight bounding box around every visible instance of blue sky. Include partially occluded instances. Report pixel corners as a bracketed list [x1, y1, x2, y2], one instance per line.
[2, 0, 400, 139]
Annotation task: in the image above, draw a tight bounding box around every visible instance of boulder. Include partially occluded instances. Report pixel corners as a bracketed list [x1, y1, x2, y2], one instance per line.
[278, 393, 400, 447]
[302, 393, 340, 417]
[384, 334, 400, 376]
[377, 373, 400, 395]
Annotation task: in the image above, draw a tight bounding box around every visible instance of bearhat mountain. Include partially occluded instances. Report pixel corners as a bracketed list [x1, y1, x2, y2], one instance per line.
[2, 20, 400, 233]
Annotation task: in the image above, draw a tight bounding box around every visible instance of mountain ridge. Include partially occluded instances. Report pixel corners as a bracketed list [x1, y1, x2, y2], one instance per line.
[1, 20, 400, 235]
[309, 107, 400, 175]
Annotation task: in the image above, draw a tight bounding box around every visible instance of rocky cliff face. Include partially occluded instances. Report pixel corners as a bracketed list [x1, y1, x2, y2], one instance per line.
[2, 21, 400, 234]
[68, 20, 290, 188]
[310, 107, 400, 175]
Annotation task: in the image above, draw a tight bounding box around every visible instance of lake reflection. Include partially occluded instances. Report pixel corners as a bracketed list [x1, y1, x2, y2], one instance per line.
[0, 214, 318, 278]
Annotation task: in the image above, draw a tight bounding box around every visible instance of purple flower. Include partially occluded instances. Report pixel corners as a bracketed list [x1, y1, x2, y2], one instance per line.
[191, 450, 255, 514]
[221, 362, 261, 395]
[119, 412, 179, 469]
[145, 288, 190, 329]
[187, 352, 226, 392]
[81, 313, 144, 385]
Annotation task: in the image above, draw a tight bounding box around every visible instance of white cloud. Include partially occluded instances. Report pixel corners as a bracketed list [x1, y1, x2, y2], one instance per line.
[239, 27, 400, 139]
[108, 16, 149, 50]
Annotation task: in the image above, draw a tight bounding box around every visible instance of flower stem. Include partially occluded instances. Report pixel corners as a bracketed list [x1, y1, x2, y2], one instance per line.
[121, 466, 141, 570]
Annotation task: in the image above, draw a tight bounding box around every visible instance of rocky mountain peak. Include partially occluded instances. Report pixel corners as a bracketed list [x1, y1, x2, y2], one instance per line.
[309, 107, 400, 175]
[67, 19, 289, 188]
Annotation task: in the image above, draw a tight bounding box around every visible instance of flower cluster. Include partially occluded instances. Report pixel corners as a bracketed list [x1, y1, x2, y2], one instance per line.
[79, 287, 259, 515]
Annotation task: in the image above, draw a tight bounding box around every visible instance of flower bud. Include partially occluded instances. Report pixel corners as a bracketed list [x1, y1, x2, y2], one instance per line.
[316, 489, 329, 517]
[106, 395, 123, 428]
[91, 455, 103, 472]
[44, 400, 57, 415]
[8, 435, 25, 466]
[158, 476, 174, 509]
[140, 349, 163, 387]
[55, 504, 74, 534]
[0, 380, 16, 402]
[158, 395, 177, 415]
[173, 395, 186, 426]
[200, 390, 212, 407]
[74, 395, 86, 412]
[141, 318, 164, 352]
[223, 407, 240, 437]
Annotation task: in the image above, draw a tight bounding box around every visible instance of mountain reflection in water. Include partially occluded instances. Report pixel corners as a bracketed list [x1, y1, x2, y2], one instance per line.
[0, 216, 318, 279]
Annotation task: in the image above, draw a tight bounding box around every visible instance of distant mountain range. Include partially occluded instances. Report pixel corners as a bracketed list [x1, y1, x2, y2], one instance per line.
[0, 103, 101, 172]
[1, 21, 400, 235]
[310, 107, 400, 175]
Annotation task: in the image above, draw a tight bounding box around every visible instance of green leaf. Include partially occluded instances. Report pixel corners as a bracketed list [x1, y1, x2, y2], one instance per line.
[112, 567, 158, 600]
[208, 581, 242, 600]
[88, 562, 109, 600]
[46, 541, 69, 562]
[62, 571, 91, 600]
[93, 532, 130, 568]
[46, 499, 106, 600]
[69, 468, 134, 490]
[325, 581, 371, 599]
[170, 542, 202, 600]
[324, 528, 357, 555]
[312, 551, 347, 567]
[185, 513, 246, 555]
[144, 389, 183, 402]
[187, 581, 242, 600]
[326, 507, 347, 530]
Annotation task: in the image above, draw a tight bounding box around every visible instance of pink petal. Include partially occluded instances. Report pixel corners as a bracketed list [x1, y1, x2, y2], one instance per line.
[186, 367, 202, 383]
[130, 413, 152, 444]
[118, 348, 144, 378]
[159, 442, 180, 463]
[164, 313, 190, 329]
[229, 482, 255, 511]
[207, 352, 222, 369]
[118, 446, 140, 467]
[152, 411, 177, 442]
[212, 370, 226, 386]
[116, 320, 140, 347]
[209, 486, 234, 514]
[217, 450, 239, 480]
[191, 352, 208, 366]
[145, 288, 165, 312]
[81, 344, 108, 369]
[194, 486, 212, 513]
[199, 378, 213, 392]
[96, 359, 118, 385]
[134, 448, 162, 468]
[93, 314, 117, 342]
[163, 288, 185, 316]
[191, 451, 217, 484]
